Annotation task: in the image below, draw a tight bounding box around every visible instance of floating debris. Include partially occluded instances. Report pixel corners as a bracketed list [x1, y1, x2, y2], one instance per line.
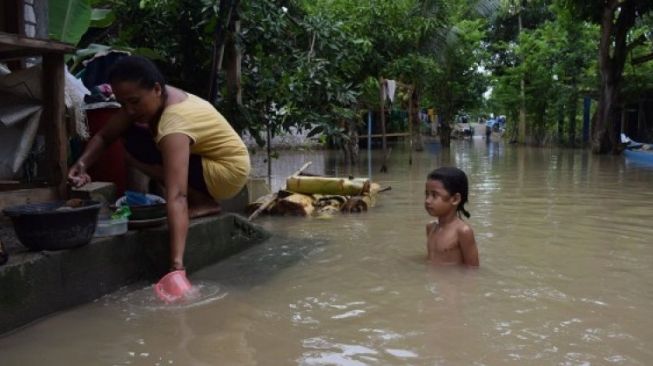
[248, 162, 390, 219]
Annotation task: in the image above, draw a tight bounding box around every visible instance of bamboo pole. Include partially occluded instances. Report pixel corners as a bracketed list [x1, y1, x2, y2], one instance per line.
[248, 161, 313, 221]
[286, 176, 370, 196]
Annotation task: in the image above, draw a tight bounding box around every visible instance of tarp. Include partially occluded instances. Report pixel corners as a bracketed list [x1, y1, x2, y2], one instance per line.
[0, 64, 89, 180]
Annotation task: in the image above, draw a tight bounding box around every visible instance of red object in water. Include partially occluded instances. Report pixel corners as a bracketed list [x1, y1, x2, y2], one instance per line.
[86, 107, 126, 196]
[155, 270, 193, 303]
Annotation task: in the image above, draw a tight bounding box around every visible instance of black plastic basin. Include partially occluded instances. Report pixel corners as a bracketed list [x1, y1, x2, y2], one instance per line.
[2, 200, 101, 251]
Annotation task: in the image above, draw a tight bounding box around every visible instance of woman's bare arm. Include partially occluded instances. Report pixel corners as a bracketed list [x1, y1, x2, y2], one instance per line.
[78, 109, 131, 167]
[159, 133, 192, 270]
[68, 109, 131, 186]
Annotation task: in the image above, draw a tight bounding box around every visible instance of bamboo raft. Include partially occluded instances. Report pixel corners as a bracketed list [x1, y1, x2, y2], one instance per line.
[247, 162, 390, 220]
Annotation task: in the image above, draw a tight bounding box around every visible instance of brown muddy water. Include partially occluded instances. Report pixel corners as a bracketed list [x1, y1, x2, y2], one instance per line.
[2, 138, 653, 365]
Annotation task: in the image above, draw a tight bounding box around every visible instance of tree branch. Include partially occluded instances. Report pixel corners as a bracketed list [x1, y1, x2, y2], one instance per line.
[612, 1, 638, 77]
[626, 34, 647, 52]
[632, 52, 653, 65]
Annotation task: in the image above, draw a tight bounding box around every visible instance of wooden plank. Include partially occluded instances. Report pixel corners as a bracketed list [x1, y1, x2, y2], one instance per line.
[0, 48, 63, 60]
[0, 31, 75, 60]
[0, 187, 58, 211]
[41, 53, 68, 199]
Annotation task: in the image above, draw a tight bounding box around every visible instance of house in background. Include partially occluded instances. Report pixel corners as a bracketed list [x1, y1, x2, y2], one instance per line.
[1, 0, 48, 39]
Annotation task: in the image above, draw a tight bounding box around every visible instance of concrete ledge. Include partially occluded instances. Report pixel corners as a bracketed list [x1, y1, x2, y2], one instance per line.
[0, 213, 269, 335]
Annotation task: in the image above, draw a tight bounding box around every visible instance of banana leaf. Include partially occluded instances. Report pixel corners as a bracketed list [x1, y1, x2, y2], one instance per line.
[49, 0, 92, 45]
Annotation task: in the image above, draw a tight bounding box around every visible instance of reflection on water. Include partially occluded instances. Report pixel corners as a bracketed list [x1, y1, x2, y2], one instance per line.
[2, 138, 653, 365]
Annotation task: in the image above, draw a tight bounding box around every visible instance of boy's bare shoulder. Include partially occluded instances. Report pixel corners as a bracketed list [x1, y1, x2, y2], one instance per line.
[426, 220, 438, 236]
[456, 220, 474, 235]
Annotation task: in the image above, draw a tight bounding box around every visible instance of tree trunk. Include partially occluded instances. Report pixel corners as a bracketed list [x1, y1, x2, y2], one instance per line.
[410, 89, 424, 151]
[439, 115, 452, 147]
[224, 13, 242, 106]
[567, 84, 578, 147]
[593, 70, 619, 154]
[342, 118, 359, 165]
[518, 9, 527, 144]
[592, 0, 637, 154]
[207, 0, 235, 103]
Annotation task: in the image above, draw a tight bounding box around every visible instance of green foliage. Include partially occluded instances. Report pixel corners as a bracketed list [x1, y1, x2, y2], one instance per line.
[487, 0, 602, 144]
[49, 0, 117, 73]
[90, 8, 115, 28]
[225, 1, 367, 146]
[48, 0, 92, 45]
[94, 0, 214, 94]
[422, 18, 489, 126]
[75, 0, 650, 150]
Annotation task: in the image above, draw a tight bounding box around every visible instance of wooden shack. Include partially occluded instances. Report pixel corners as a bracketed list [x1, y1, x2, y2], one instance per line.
[0, 0, 75, 211]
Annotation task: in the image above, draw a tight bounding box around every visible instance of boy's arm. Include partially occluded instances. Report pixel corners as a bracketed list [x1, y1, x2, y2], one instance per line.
[426, 221, 437, 260]
[458, 225, 479, 267]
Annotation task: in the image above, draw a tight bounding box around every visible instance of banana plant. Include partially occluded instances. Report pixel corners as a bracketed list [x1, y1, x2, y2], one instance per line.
[48, 0, 128, 73]
[48, 0, 93, 45]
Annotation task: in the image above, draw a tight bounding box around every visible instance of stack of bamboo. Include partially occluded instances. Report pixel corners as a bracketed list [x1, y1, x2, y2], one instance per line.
[247, 163, 389, 219]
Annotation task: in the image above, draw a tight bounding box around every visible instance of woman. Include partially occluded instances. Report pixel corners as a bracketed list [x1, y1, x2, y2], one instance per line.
[68, 56, 250, 272]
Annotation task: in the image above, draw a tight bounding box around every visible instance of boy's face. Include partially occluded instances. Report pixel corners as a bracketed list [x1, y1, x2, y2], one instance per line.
[424, 179, 459, 217]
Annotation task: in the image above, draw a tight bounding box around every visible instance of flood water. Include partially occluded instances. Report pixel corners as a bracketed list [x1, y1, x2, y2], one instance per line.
[2, 138, 653, 365]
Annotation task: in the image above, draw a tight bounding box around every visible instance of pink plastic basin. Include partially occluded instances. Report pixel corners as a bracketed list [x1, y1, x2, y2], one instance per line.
[154, 270, 193, 303]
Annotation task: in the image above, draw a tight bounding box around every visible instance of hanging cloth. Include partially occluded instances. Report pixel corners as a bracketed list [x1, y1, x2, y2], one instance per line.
[385, 80, 397, 103]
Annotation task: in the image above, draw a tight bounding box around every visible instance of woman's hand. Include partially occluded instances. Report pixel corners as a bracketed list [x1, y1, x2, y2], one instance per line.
[67, 161, 92, 187]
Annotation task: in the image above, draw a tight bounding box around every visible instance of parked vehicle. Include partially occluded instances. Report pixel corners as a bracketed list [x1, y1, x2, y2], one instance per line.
[452, 122, 474, 139]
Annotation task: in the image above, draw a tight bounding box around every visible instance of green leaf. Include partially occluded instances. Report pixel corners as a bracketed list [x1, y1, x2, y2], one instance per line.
[90, 8, 115, 29]
[131, 47, 165, 61]
[74, 43, 111, 58]
[48, 0, 92, 45]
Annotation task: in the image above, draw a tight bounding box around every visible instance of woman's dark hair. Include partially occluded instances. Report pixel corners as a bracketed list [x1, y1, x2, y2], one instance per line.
[427, 167, 470, 218]
[107, 56, 166, 93]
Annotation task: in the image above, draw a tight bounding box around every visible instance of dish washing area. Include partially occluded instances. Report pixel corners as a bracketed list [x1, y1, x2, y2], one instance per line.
[0, 186, 270, 334]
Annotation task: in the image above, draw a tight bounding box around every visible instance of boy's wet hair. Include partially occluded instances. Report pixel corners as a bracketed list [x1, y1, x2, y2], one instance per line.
[427, 167, 470, 218]
[108, 56, 167, 94]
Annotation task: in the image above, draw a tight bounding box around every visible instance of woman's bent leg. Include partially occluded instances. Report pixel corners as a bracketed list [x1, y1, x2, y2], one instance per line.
[187, 187, 221, 218]
[186, 155, 221, 218]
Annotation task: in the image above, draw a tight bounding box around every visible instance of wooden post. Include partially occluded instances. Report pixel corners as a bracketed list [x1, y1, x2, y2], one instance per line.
[407, 86, 413, 165]
[379, 77, 388, 172]
[42, 53, 68, 198]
